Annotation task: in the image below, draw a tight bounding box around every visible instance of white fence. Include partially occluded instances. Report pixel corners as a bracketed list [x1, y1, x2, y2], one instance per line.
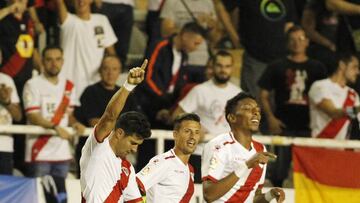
[2, 125, 360, 203]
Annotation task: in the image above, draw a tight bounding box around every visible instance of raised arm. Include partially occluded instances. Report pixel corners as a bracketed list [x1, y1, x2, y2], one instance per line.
[326, 0, 360, 15]
[55, 0, 68, 24]
[95, 59, 148, 142]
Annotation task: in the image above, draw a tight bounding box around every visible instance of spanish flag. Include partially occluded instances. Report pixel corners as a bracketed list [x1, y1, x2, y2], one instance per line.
[293, 146, 360, 203]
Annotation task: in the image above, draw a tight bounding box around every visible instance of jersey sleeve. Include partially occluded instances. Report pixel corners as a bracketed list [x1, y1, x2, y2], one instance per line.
[309, 81, 329, 105]
[201, 142, 227, 182]
[23, 81, 40, 114]
[136, 156, 169, 190]
[124, 165, 142, 203]
[179, 86, 201, 113]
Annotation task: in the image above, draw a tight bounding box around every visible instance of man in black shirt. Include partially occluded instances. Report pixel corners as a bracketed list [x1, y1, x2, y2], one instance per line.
[258, 26, 327, 186]
[216, 0, 297, 100]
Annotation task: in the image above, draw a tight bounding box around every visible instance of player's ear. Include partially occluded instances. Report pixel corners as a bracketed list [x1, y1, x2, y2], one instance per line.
[173, 130, 178, 140]
[115, 128, 125, 139]
[227, 114, 236, 123]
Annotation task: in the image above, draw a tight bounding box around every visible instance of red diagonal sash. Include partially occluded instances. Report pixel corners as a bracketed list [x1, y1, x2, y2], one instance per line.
[31, 80, 74, 161]
[225, 141, 264, 203]
[179, 164, 195, 203]
[104, 160, 131, 203]
[317, 90, 356, 138]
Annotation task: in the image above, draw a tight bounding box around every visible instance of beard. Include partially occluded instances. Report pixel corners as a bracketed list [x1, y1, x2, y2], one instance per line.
[214, 74, 230, 84]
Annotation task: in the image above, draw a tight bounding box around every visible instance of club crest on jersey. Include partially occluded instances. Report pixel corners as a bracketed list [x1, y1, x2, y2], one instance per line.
[209, 157, 218, 169]
[140, 166, 150, 176]
[122, 167, 130, 176]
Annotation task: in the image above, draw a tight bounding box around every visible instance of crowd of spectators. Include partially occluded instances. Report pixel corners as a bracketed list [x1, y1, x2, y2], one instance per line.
[1, 0, 360, 196]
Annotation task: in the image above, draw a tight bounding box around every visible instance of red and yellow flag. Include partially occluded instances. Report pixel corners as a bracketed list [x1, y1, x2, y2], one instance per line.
[293, 146, 360, 203]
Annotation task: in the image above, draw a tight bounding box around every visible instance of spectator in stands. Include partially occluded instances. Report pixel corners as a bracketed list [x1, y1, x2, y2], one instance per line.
[258, 25, 327, 186]
[0, 0, 42, 96]
[160, 0, 221, 67]
[173, 50, 241, 135]
[0, 48, 22, 174]
[309, 52, 360, 140]
[216, 0, 297, 101]
[136, 113, 201, 202]
[94, 0, 134, 68]
[56, 0, 117, 100]
[171, 50, 241, 183]
[135, 22, 207, 129]
[302, 0, 338, 69]
[22, 45, 85, 202]
[202, 92, 285, 203]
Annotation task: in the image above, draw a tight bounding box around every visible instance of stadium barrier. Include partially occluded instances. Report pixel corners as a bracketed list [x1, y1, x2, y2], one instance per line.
[1, 125, 360, 203]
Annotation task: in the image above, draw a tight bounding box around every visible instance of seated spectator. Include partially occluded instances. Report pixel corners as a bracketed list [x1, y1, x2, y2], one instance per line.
[172, 50, 241, 182]
[22, 45, 85, 202]
[309, 52, 360, 140]
[135, 22, 207, 129]
[0, 72, 22, 175]
[258, 25, 327, 187]
[56, 0, 117, 100]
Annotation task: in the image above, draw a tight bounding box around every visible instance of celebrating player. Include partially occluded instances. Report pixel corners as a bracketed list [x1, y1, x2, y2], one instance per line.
[202, 92, 285, 203]
[80, 59, 151, 203]
[136, 113, 201, 203]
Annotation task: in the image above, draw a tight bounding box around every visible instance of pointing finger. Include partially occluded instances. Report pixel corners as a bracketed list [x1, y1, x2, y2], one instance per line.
[262, 152, 277, 159]
[140, 59, 148, 70]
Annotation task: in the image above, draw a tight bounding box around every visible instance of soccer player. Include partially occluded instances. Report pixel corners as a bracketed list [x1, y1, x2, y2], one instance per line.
[136, 113, 201, 203]
[80, 59, 151, 203]
[202, 92, 285, 203]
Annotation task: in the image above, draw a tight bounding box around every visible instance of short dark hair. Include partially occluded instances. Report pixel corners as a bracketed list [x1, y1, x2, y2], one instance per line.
[115, 111, 151, 139]
[173, 113, 201, 131]
[213, 50, 233, 64]
[180, 22, 208, 39]
[42, 45, 63, 57]
[328, 52, 359, 76]
[285, 25, 306, 42]
[225, 92, 255, 122]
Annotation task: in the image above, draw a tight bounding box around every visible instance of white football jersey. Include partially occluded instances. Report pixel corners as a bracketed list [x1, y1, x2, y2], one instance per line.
[136, 149, 195, 203]
[80, 127, 142, 203]
[309, 78, 360, 140]
[23, 75, 75, 162]
[202, 133, 267, 203]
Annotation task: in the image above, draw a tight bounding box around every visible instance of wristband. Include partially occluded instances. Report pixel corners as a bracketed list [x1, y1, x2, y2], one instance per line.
[264, 191, 274, 202]
[123, 80, 136, 91]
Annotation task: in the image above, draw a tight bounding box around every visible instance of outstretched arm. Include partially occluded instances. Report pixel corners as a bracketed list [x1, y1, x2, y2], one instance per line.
[95, 59, 148, 142]
[55, 0, 68, 24]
